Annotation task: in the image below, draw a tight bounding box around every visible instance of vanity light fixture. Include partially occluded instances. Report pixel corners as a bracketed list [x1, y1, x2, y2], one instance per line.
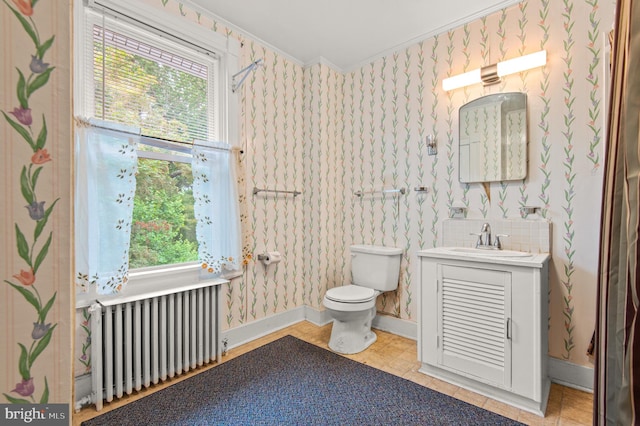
[442, 50, 547, 91]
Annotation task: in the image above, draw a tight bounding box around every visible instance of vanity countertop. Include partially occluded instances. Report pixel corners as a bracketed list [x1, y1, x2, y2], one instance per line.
[417, 247, 550, 268]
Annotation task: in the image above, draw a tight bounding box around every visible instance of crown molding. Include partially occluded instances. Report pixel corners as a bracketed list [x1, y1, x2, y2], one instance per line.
[303, 57, 345, 74]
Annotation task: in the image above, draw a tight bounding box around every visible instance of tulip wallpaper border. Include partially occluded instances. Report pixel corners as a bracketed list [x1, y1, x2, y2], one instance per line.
[2, 0, 58, 404]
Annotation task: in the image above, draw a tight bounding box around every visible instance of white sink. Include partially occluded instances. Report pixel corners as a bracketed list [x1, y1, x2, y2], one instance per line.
[445, 247, 533, 257]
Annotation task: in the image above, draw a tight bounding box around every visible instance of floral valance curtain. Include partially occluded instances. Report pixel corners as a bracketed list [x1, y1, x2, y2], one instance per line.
[75, 121, 139, 295]
[191, 141, 241, 275]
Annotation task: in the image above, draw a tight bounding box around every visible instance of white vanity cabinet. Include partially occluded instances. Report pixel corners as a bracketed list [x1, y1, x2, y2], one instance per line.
[417, 248, 550, 416]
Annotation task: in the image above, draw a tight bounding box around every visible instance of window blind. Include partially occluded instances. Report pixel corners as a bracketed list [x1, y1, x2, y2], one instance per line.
[82, 8, 220, 144]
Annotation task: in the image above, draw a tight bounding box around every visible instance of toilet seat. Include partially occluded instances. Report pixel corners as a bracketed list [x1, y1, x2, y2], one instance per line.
[325, 285, 377, 303]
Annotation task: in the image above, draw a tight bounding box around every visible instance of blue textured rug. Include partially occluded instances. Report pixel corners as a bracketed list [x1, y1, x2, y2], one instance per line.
[82, 335, 524, 425]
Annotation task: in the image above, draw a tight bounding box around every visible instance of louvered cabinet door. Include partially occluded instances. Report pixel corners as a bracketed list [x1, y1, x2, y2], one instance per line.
[436, 264, 512, 389]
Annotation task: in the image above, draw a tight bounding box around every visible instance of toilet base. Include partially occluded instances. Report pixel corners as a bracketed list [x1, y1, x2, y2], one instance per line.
[327, 306, 377, 354]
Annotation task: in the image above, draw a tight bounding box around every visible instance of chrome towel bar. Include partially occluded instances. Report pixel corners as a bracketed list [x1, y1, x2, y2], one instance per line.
[354, 187, 406, 197]
[252, 187, 301, 197]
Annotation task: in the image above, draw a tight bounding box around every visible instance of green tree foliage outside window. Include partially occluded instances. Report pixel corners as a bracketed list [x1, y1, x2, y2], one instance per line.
[129, 159, 198, 269]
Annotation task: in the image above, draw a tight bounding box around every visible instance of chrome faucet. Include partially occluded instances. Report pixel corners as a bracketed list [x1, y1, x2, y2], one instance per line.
[471, 222, 508, 249]
[480, 222, 492, 247]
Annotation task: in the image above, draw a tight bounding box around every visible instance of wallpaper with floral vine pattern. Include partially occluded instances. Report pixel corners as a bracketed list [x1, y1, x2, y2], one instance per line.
[73, 0, 614, 383]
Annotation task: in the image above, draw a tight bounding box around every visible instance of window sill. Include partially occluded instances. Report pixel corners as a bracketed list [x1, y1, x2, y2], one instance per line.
[220, 269, 243, 280]
[75, 263, 240, 309]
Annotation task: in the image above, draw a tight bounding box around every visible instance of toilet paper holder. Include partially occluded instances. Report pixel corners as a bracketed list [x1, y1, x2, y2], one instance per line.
[257, 251, 282, 266]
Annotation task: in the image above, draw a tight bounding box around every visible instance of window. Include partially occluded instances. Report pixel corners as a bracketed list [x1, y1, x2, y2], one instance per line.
[83, 12, 219, 270]
[75, 2, 240, 293]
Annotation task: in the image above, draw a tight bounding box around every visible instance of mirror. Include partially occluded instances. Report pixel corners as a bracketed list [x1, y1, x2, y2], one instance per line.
[459, 92, 527, 183]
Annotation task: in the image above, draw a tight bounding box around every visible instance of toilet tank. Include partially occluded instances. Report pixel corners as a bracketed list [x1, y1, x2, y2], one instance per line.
[350, 245, 403, 291]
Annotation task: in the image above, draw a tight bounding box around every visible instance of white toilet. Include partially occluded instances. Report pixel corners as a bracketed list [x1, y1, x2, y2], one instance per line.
[323, 245, 403, 354]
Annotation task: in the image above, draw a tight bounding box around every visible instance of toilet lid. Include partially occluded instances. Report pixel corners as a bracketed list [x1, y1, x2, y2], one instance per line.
[325, 285, 376, 303]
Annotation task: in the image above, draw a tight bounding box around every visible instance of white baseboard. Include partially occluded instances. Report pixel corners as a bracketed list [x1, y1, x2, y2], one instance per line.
[221, 307, 417, 350]
[373, 314, 418, 340]
[303, 305, 333, 326]
[221, 306, 307, 350]
[548, 357, 594, 392]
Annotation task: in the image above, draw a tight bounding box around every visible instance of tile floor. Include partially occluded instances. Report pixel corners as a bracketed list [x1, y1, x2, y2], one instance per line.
[74, 321, 593, 426]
